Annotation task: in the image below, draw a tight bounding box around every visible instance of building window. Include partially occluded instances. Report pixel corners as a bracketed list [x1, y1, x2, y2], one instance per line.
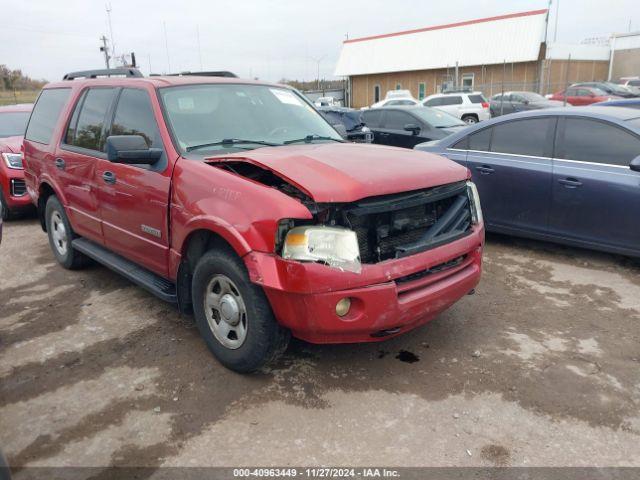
[418, 82, 426, 100]
[373, 84, 381, 103]
[462, 73, 474, 89]
[396, 83, 402, 90]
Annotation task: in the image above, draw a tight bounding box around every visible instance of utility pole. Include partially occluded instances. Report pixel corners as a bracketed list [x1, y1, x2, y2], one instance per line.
[196, 24, 203, 71]
[553, 0, 560, 42]
[100, 35, 111, 69]
[563, 54, 571, 106]
[106, 3, 116, 61]
[311, 55, 326, 90]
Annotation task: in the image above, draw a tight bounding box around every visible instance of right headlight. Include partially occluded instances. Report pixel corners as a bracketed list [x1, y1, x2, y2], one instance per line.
[282, 225, 361, 273]
[2, 152, 23, 170]
[467, 181, 483, 225]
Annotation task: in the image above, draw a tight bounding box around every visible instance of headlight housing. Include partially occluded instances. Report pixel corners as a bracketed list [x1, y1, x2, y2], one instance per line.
[467, 181, 483, 225]
[2, 152, 23, 170]
[282, 225, 361, 273]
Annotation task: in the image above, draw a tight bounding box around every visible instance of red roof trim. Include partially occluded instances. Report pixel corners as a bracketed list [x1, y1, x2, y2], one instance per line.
[343, 9, 548, 44]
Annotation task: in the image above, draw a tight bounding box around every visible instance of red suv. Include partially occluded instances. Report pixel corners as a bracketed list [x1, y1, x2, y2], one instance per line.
[0, 103, 34, 219]
[23, 69, 484, 372]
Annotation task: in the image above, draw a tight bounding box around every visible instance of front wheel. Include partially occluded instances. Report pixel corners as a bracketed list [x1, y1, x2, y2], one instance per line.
[192, 249, 289, 373]
[462, 115, 478, 124]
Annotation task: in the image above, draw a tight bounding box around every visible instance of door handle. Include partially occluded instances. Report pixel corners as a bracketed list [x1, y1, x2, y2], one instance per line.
[102, 171, 116, 184]
[475, 165, 495, 175]
[558, 178, 582, 188]
[55, 158, 65, 170]
[378, 132, 389, 137]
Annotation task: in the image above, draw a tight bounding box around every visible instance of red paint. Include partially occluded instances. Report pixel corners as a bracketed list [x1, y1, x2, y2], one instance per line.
[344, 9, 548, 44]
[25, 76, 484, 345]
[0, 104, 34, 213]
[549, 88, 619, 106]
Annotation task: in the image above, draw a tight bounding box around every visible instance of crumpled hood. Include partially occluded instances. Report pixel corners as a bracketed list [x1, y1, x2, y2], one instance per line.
[0, 136, 23, 154]
[206, 143, 468, 203]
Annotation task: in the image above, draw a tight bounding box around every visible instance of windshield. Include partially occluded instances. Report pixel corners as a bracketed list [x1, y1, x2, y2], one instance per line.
[0, 111, 30, 138]
[412, 107, 466, 128]
[159, 84, 342, 155]
[520, 92, 546, 102]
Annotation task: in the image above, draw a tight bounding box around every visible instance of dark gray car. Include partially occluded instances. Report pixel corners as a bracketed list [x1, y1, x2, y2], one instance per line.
[415, 107, 640, 258]
[490, 91, 564, 117]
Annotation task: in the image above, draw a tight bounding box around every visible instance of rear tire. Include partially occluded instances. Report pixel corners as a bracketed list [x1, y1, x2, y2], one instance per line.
[45, 196, 88, 269]
[192, 248, 289, 373]
[462, 114, 479, 124]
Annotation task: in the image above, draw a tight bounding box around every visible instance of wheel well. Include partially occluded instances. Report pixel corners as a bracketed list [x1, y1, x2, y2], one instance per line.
[462, 113, 478, 119]
[176, 230, 239, 314]
[38, 183, 56, 232]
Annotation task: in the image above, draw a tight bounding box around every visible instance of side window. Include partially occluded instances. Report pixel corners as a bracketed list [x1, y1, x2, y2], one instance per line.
[424, 98, 441, 107]
[25, 88, 72, 144]
[67, 88, 117, 152]
[110, 89, 162, 148]
[384, 111, 414, 130]
[491, 118, 553, 157]
[362, 110, 383, 128]
[441, 96, 463, 106]
[577, 89, 591, 97]
[468, 128, 492, 151]
[566, 88, 578, 96]
[453, 136, 469, 149]
[560, 118, 640, 166]
[468, 94, 486, 104]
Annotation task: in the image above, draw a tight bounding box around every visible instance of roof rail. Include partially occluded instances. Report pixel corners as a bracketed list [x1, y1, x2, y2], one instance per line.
[62, 68, 144, 80]
[151, 70, 238, 78]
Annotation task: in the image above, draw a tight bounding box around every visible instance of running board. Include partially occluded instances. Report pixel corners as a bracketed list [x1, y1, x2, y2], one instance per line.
[71, 238, 177, 304]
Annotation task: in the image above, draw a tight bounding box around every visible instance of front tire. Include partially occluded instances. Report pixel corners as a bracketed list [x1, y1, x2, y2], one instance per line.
[0, 191, 11, 221]
[45, 196, 88, 269]
[192, 249, 289, 373]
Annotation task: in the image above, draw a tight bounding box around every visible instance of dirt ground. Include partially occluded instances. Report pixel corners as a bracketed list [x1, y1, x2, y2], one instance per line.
[1, 218, 639, 472]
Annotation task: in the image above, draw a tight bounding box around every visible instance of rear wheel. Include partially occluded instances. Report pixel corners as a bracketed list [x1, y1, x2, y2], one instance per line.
[45, 196, 88, 269]
[462, 114, 478, 124]
[192, 249, 289, 373]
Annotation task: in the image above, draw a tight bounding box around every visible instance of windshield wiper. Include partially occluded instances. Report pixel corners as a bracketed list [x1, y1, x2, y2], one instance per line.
[283, 135, 344, 145]
[186, 138, 279, 152]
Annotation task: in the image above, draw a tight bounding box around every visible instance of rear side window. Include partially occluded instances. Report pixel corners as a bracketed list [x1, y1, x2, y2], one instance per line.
[110, 88, 162, 148]
[362, 110, 384, 128]
[491, 118, 553, 157]
[25, 88, 71, 144]
[424, 98, 441, 107]
[383, 110, 414, 130]
[440, 96, 463, 106]
[468, 94, 486, 104]
[66, 88, 117, 152]
[559, 118, 640, 166]
[468, 128, 492, 151]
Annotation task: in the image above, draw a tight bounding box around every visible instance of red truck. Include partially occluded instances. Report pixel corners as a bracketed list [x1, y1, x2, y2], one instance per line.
[0, 103, 34, 220]
[23, 69, 484, 372]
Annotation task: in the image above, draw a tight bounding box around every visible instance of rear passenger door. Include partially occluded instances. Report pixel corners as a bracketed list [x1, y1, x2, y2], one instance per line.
[94, 87, 172, 277]
[550, 117, 640, 254]
[59, 87, 118, 241]
[465, 117, 556, 232]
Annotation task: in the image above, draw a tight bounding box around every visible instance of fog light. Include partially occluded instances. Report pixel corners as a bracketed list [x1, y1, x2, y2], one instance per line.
[335, 297, 351, 317]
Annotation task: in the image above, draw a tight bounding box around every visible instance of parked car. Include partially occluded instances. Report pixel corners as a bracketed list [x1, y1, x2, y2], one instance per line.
[422, 92, 490, 124]
[489, 91, 564, 117]
[594, 98, 640, 109]
[573, 81, 638, 98]
[549, 86, 619, 106]
[415, 107, 640, 258]
[314, 96, 338, 107]
[618, 77, 640, 88]
[318, 107, 373, 143]
[370, 89, 421, 109]
[361, 106, 467, 149]
[24, 69, 484, 373]
[0, 103, 34, 219]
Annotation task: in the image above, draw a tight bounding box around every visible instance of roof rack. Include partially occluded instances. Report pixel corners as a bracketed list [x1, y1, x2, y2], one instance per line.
[441, 87, 474, 94]
[153, 71, 238, 78]
[63, 68, 143, 80]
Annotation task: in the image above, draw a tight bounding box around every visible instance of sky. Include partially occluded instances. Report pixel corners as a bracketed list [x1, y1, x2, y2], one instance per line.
[1, 0, 638, 82]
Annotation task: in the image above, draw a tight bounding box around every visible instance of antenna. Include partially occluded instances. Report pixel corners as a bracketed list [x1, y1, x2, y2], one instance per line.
[106, 3, 116, 60]
[163, 21, 171, 73]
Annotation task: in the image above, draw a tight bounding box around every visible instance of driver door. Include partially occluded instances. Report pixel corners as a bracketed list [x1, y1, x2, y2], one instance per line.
[94, 87, 173, 277]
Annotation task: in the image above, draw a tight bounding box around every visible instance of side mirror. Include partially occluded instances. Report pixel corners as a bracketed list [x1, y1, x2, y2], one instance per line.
[630, 156, 640, 172]
[523, 99, 530, 105]
[106, 135, 162, 164]
[404, 123, 421, 135]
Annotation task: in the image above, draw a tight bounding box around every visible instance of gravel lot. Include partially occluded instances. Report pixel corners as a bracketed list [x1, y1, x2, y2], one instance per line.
[1, 218, 640, 472]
